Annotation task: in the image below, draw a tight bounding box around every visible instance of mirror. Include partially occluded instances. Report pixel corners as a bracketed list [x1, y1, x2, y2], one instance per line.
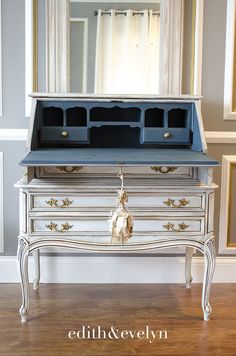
[31, 0, 202, 97]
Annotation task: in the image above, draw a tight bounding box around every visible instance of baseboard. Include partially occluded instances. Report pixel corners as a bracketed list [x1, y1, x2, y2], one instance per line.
[1, 256, 236, 283]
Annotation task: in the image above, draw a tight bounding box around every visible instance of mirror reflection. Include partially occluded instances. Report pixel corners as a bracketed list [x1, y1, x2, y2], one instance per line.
[70, 2, 160, 94]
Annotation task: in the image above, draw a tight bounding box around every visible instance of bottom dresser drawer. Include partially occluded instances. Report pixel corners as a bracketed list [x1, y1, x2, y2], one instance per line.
[29, 217, 204, 236]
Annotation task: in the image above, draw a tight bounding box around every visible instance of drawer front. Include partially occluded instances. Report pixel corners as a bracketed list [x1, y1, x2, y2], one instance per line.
[30, 193, 205, 211]
[40, 127, 88, 143]
[143, 128, 191, 144]
[30, 217, 204, 236]
[36, 166, 193, 178]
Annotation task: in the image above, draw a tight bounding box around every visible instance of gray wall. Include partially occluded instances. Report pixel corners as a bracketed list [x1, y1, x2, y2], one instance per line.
[0, 0, 235, 256]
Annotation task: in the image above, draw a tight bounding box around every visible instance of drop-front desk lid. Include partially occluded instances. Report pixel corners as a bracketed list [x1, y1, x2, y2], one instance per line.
[20, 148, 219, 167]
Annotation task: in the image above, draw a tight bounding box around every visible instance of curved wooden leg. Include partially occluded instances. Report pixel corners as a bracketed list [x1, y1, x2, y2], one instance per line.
[202, 237, 216, 321]
[17, 237, 30, 323]
[33, 249, 40, 290]
[185, 247, 194, 289]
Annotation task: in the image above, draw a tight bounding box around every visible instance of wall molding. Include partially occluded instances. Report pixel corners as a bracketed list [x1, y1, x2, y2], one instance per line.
[70, 18, 88, 93]
[224, 0, 236, 120]
[0, 153, 3, 252]
[219, 156, 236, 254]
[1, 255, 236, 283]
[205, 131, 236, 144]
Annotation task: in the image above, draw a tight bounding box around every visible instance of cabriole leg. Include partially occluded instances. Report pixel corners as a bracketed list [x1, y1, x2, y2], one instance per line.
[202, 237, 216, 321]
[185, 247, 194, 289]
[33, 249, 40, 290]
[17, 237, 30, 323]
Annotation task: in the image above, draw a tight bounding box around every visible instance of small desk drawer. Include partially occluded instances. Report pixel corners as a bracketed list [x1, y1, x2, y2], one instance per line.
[40, 127, 88, 143]
[30, 193, 205, 211]
[143, 128, 191, 144]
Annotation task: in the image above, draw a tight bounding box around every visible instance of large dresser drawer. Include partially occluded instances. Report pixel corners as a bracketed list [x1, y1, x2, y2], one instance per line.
[30, 193, 205, 211]
[29, 217, 204, 236]
[36, 166, 194, 178]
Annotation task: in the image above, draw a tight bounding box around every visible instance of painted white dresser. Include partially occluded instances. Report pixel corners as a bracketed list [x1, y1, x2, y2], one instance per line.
[15, 94, 218, 322]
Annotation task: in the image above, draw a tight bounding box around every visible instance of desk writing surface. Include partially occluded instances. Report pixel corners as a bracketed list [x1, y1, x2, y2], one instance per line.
[20, 148, 219, 166]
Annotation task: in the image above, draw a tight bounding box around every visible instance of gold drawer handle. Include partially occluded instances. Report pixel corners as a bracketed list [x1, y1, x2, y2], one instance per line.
[45, 222, 73, 232]
[163, 198, 190, 208]
[45, 197, 73, 208]
[150, 166, 177, 174]
[163, 222, 189, 232]
[57, 166, 83, 173]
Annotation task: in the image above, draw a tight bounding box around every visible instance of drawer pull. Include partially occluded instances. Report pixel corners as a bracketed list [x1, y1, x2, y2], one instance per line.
[163, 222, 189, 232]
[163, 198, 190, 208]
[163, 132, 172, 139]
[45, 197, 73, 208]
[61, 131, 69, 137]
[57, 166, 83, 173]
[45, 221, 73, 232]
[150, 166, 177, 174]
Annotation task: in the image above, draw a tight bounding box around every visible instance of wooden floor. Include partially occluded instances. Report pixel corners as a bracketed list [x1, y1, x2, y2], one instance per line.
[0, 284, 236, 356]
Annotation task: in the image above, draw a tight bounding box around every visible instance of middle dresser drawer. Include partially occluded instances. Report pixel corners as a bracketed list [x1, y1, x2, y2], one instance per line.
[29, 193, 205, 211]
[29, 217, 205, 236]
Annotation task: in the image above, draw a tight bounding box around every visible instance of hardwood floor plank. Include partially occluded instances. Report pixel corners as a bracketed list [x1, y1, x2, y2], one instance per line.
[0, 284, 236, 355]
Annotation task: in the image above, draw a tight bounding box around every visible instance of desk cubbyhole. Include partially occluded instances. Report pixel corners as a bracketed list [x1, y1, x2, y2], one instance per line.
[90, 107, 141, 122]
[42, 107, 63, 126]
[66, 107, 87, 126]
[168, 109, 188, 128]
[90, 126, 140, 147]
[144, 109, 164, 127]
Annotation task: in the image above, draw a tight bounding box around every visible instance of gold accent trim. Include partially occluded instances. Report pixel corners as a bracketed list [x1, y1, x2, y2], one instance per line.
[227, 163, 236, 246]
[163, 222, 189, 232]
[163, 198, 190, 208]
[150, 166, 177, 174]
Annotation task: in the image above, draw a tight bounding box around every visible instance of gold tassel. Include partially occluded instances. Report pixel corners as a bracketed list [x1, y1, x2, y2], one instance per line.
[110, 167, 134, 244]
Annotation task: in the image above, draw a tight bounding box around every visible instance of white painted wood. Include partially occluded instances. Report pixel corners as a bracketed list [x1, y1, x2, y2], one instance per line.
[219, 156, 236, 254]
[46, 0, 70, 92]
[224, 0, 236, 120]
[70, 18, 88, 93]
[0, 152, 3, 252]
[0, 129, 28, 141]
[159, 0, 184, 94]
[205, 131, 236, 143]
[2, 255, 236, 283]
[193, 0, 204, 95]
[25, 0, 34, 117]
